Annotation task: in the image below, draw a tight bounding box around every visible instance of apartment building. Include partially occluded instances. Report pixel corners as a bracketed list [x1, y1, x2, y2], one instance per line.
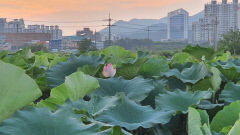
[192, 0, 239, 47]
[168, 8, 189, 41]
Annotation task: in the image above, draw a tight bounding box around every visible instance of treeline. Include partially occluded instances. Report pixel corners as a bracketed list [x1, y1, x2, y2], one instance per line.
[218, 29, 240, 55]
[104, 39, 208, 51]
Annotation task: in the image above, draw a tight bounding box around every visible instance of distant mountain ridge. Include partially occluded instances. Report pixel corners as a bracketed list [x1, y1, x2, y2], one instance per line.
[99, 11, 204, 41]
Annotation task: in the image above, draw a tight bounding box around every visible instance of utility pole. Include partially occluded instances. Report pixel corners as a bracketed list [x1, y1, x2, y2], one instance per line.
[214, 16, 218, 51]
[94, 29, 97, 47]
[205, 23, 210, 46]
[16, 23, 19, 33]
[103, 13, 115, 46]
[147, 26, 150, 40]
[108, 13, 111, 45]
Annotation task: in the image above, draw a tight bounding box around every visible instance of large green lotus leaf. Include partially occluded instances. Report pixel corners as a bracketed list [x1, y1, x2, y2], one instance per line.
[8, 47, 34, 60]
[162, 63, 210, 85]
[210, 67, 222, 92]
[191, 78, 213, 91]
[192, 67, 222, 92]
[64, 71, 100, 100]
[192, 67, 221, 92]
[101, 46, 135, 65]
[96, 96, 174, 130]
[220, 126, 232, 134]
[37, 84, 67, 110]
[197, 100, 224, 110]
[18, 47, 35, 59]
[211, 101, 240, 132]
[161, 114, 189, 135]
[38, 71, 99, 110]
[171, 52, 196, 64]
[141, 80, 167, 108]
[216, 59, 240, 81]
[151, 125, 173, 135]
[47, 54, 104, 88]
[99, 126, 132, 135]
[228, 119, 240, 135]
[171, 62, 193, 72]
[213, 51, 231, 63]
[60, 100, 132, 135]
[33, 55, 50, 67]
[220, 82, 240, 104]
[0, 61, 42, 122]
[116, 51, 149, 79]
[48, 54, 68, 68]
[93, 77, 154, 102]
[2, 55, 29, 69]
[0, 107, 107, 135]
[212, 132, 225, 135]
[188, 107, 212, 135]
[166, 77, 186, 91]
[26, 67, 48, 92]
[155, 90, 211, 113]
[139, 57, 169, 77]
[64, 96, 120, 116]
[182, 45, 218, 60]
[34, 52, 68, 68]
[1, 47, 35, 69]
[78, 65, 101, 76]
[0, 50, 7, 59]
[3, 48, 34, 69]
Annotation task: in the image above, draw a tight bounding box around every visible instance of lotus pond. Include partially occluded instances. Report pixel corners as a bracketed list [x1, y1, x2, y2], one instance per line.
[0, 45, 240, 135]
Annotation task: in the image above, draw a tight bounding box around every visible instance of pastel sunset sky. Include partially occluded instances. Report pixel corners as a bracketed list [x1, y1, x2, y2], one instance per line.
[0, 0, 223, 35]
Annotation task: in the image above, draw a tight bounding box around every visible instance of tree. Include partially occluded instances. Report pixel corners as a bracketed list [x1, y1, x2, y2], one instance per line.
[218, 29, 240, 55]
[30, 44, 48, 53]
[78, 39, 97, 52]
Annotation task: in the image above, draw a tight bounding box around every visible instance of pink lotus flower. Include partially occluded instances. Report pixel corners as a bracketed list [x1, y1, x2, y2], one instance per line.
[102, 64, 116, 78]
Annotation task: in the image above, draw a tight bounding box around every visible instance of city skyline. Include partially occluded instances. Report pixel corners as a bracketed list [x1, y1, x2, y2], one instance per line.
[0, 0, 223, 35]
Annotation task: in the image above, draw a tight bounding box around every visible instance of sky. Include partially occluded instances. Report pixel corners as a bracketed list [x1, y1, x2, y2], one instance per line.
[0, 0, 224, 35]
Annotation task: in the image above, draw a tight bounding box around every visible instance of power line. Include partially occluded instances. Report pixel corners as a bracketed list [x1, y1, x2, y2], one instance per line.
[114, 25, 148, 31]
[147, 26, 150, 40]
[56, 25, 104, 28]
[114, 19, 167, 40]
[113, 19, 148, 27]
[113, 19, 165, 28]
[4, 15, 168, 38]
[114, 25, 166, 40]
[115, 30, 166, 34]
[113, 19, 167, 40]
[122, 31, 149, 34]
[149, 29, 167, 32]
[5, 17, 165, 30]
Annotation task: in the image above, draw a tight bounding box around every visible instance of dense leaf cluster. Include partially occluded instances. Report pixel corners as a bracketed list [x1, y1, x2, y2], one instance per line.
[1, 45, 240, 135]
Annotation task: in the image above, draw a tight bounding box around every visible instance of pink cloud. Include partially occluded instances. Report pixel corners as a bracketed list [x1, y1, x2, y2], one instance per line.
[0, 0, 210, 35]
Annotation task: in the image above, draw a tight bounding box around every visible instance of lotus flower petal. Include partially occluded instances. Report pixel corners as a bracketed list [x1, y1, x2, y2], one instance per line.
[102, 64, 116, 77]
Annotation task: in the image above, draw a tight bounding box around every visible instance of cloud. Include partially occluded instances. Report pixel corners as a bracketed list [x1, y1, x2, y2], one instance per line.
[0, 0, 208, 35]
[0, 0, 194, 17]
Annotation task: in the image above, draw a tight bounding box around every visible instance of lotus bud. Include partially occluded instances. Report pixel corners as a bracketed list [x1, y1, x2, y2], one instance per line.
[201, 56, 206, 61]
[102, 64, 116, 78]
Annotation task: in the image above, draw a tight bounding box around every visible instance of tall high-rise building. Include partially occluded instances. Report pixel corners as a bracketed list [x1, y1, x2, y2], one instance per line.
[192, 0, 239, 48]
[26, 25, 62, 40]
[6, 19, 25, 33]
[192, 18, 208, 43]
[0, 18, 63, 50]
[168, 8, 189, 41]
[0, 18, 63, 40]
[192, 21, 201, 42]
[0, 18, 7, 33]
